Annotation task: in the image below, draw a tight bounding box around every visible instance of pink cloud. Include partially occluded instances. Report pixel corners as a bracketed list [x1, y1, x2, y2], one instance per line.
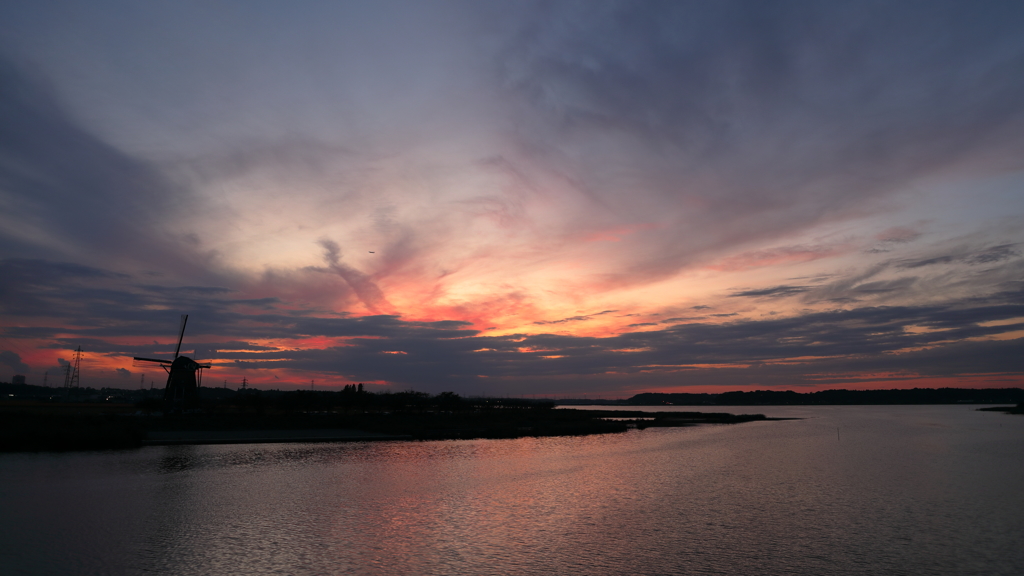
[705, 243, 852, 272]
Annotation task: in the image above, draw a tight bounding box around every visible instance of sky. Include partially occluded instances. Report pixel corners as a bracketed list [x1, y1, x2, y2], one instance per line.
[1, 0, 1023, 396]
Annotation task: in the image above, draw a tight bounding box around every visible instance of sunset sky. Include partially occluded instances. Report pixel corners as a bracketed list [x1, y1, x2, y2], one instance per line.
[2, 1, 1022, 396]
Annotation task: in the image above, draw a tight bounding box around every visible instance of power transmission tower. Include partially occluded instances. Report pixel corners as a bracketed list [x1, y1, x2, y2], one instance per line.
[63, 346, 82, 398]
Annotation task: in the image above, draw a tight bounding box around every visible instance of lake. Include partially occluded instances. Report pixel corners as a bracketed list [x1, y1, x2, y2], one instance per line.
[1, 405, 1022, 575]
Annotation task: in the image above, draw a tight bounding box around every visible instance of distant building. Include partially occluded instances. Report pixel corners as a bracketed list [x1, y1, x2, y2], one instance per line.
[12, 375, 26, 385]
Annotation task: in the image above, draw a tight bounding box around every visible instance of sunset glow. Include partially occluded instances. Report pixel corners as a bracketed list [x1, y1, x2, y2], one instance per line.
[2, 1, 1023, 396]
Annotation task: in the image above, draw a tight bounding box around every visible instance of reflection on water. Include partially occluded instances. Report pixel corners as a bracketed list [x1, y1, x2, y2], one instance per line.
[158, 446, 200, 474]
[1, 406, 1022, 575]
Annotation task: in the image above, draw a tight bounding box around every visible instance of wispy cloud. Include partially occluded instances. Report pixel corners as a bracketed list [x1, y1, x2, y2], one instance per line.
[313, 239, 395, 315]
[533, 310, 617, 326]
[730, 285, 812, 299]
[897, 243, 1019, 269]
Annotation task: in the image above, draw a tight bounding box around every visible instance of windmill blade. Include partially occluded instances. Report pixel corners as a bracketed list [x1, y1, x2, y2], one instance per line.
[133, 356, 173, 366]
[174, 314, 188, 359]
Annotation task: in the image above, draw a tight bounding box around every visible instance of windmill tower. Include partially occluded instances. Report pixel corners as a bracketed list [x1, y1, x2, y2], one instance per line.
[134, 315, 210, 412]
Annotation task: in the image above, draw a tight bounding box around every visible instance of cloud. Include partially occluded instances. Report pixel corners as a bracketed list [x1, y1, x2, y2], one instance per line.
[5, 256, 1021, 394]
[0, 351, 30, 375]
[313, 239, 395, 315]
[729, 285, 811, 298]
[708, 243, 851, 272]
[845, 277, 918, 294]
[877, 226, 923, 244]
[2, 4, 1024, 395]
[0, 58, 214, 279]
[898, 243, 1020, 269]
[3, 3, 1023, 307]
[495, 0, 1024, 285]
[246, 300, 1024, 393]
[533, 309, 617, 325]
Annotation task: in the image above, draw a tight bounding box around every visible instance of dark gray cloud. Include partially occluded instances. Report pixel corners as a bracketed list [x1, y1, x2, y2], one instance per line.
[509, 1, 1024, 164]
[499, 0, 1024, 284]
[139, 285, 236, 295]
[730, 285, 810, 298]
[799, 239, 1024, 306]
[842, 277, 917, 295]
[0, 351, 31, 375]
[228, 301, 1024, 393]
[0, 58, 215, 278]
[897, 243, 1020, 269]
[533, 309, 617, 325]
[4, 257, 1021, 393]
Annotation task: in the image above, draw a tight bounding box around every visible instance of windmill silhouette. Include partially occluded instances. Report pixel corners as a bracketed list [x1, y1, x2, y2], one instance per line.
[134, 315, 210, 411]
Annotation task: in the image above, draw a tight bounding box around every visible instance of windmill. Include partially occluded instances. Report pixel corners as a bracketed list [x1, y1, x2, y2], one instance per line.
[134, 315, 210, 411]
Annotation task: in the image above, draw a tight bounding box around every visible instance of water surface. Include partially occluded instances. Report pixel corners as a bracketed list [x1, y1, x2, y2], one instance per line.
[2, 405, 1021, 575]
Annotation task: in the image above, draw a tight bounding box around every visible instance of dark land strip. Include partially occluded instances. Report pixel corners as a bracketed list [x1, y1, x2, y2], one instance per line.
[6, 384, 1018, 452]
[0, 395, 777, 452]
